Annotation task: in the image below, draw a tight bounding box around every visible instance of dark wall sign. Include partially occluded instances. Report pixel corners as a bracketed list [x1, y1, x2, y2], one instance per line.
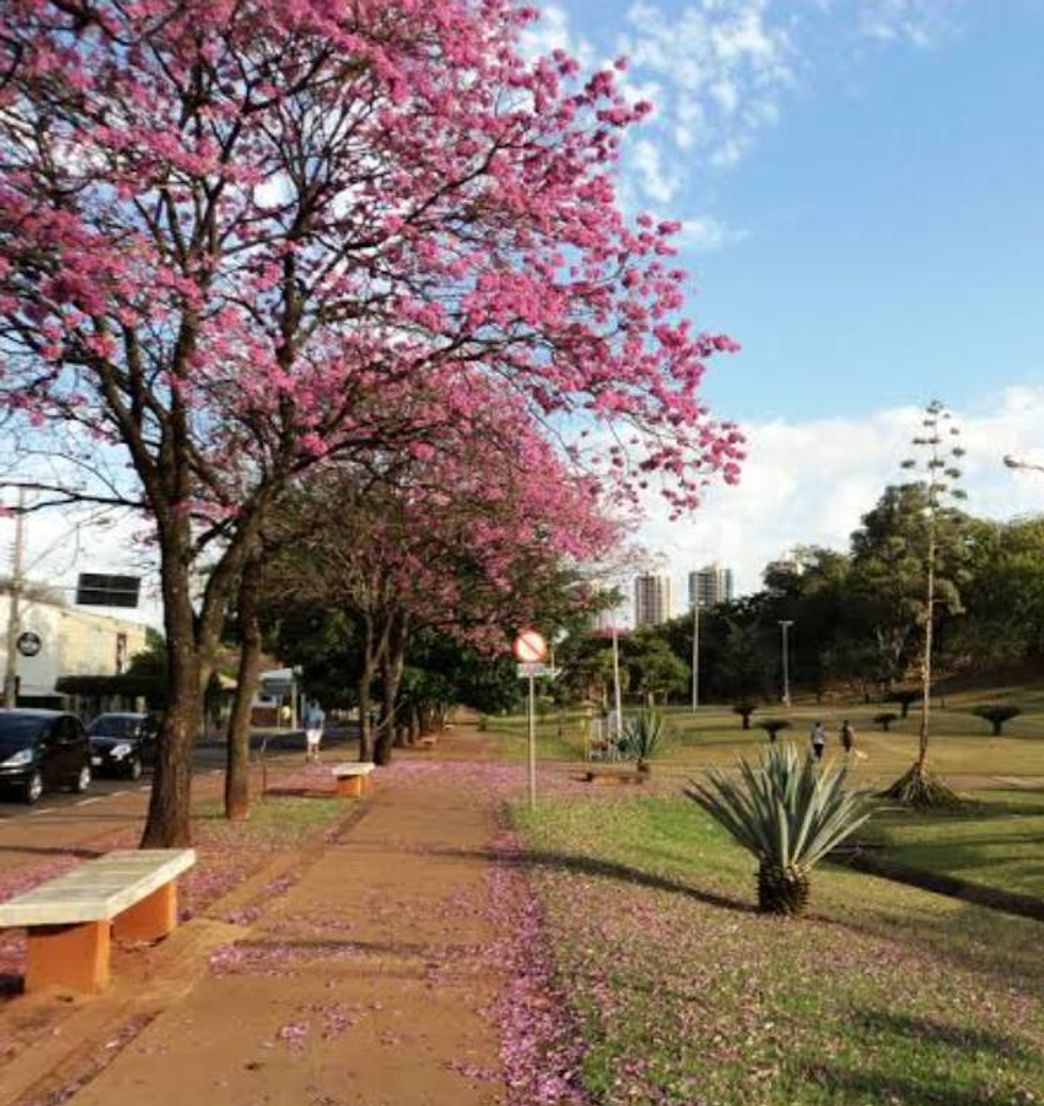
[75, 573, 141, 608]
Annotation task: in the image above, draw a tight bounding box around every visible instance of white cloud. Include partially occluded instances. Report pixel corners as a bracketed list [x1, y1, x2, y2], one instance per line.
[631, 138, 681, 203]
[638, 386, 1044, 603]
[620, 0, 793, 174]
[519, 3, 596, 66]
[854, 0, 962, 48]
[678, 215, 748, 251]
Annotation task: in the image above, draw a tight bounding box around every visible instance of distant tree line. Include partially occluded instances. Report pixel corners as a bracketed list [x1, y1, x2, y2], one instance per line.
[556, 483, 1044, 706]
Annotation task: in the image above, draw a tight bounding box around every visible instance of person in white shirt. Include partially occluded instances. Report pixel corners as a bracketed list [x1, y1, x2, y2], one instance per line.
[810, 721, 827, 760]
[305, 701, 325, 763]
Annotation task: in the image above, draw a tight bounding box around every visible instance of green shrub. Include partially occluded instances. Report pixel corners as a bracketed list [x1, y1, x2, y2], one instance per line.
[759, 718, 791, 742]
[732, 701, 758, 730]
[970, 704, 1022, 736]
[686, 743, 872, 915]
[620, 710, 667, 770]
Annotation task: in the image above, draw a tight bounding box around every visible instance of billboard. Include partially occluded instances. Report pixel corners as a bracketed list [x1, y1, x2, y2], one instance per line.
[75, 573, 141, 608]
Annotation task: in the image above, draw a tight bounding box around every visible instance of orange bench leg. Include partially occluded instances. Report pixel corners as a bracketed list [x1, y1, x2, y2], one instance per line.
[113, 881, 178, 943]
[26, 920, 111, 993]
[335, 776, 363, 797]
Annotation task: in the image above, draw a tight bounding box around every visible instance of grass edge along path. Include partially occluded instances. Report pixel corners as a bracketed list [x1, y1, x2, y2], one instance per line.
[510, 792, 1044, 1106]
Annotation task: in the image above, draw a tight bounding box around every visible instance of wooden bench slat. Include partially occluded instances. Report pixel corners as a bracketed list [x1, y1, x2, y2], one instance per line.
[0, 849, 196, 928]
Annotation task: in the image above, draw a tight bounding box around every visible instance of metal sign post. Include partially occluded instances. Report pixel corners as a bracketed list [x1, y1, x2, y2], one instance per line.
[527, 672, 536, 810]
[513, 631, 549, 810]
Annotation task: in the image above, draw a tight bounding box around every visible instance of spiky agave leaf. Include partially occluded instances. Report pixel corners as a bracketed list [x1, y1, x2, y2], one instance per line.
[620, 709, 667, 765]
[685, 743, 873, 913]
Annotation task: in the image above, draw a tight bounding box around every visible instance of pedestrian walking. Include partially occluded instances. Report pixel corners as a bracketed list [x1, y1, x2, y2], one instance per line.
[840, 719, 855, 755]
[810, 721, 827, 760]
[305, 700, 325, 763]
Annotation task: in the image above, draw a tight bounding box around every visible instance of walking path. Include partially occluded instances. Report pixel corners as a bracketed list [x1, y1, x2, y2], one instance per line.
[53, 742, 508, 1106]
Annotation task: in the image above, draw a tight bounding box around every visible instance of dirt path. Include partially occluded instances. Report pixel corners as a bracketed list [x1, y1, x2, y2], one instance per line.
[58, 740, 508, 1106]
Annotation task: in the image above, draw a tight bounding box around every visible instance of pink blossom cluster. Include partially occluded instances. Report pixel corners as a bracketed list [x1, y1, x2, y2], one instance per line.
[0, 0, 743, 533]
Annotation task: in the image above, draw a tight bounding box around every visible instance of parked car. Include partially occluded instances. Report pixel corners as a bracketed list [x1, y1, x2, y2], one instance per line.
[0, 709, 92, 804]
[86, 712, 159, 780]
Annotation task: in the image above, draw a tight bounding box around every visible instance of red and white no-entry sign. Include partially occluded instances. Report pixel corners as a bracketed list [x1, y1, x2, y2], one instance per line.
[512, 629, 547, 663]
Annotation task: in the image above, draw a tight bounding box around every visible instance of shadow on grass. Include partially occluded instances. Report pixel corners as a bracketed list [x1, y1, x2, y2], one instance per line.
[853, 1007, 1034, 1060]
[428, 844, 752, 914]
[807, 1064, 1024, 1106]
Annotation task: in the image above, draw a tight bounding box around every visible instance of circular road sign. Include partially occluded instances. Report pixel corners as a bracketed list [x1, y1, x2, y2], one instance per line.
[16, 630, 42, 658]
[512, 630, 547, 663]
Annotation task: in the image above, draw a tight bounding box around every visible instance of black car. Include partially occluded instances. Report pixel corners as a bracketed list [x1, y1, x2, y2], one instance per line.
[0, 710, 92, 804]
[86, 713, 159, 780]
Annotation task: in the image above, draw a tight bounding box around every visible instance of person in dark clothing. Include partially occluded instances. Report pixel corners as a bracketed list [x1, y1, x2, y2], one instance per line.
[840, 719, 855, 755]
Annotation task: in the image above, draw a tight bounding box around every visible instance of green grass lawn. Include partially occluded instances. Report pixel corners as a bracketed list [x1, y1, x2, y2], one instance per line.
[513, 794, 1044, 1106]
[484, 695, 1044, 785]
[862, 788, 1044, 899]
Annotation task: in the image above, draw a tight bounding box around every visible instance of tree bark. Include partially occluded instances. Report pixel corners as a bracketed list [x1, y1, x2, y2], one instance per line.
[141, 517, 200, 848]
[357, 615, 378, 762]
[225, 554, 263, 821]
[375, 619, 407, 766]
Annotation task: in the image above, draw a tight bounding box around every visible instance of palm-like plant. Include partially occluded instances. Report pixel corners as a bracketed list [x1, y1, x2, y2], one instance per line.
[686, 743, 872, 916]
[970, 704, 1021, 736]
[621, 709, 667, 772]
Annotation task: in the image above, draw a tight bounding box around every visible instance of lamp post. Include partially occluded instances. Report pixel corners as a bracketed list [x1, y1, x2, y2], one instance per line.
[2, 487, 26, 708]
[778, 620, 794, 707]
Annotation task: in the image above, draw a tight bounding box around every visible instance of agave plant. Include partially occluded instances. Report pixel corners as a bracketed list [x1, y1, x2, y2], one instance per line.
[686, 743, 872, 916]
[620, 710, 667, 772]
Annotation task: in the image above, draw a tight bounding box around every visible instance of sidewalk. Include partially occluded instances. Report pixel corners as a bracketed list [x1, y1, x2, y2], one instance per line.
[60, 743, 508, 1106]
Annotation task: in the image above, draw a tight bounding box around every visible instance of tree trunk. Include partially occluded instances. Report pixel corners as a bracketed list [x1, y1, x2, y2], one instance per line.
[375, 629, 407, 766]
[141, 520, 200, 848]
[408, 703, 421, 744]
[224, 554, 263, 821]
[757, 860, 810, 916]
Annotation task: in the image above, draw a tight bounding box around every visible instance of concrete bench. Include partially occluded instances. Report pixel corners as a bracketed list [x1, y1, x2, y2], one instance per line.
[332, 762, 375, 797]
[0, 848, 196, 993]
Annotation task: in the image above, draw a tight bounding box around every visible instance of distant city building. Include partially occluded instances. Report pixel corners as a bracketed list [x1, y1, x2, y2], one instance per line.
[687, 562, 734, 609]
[634, 574, 674, 627]
[764, 552, 805, 588]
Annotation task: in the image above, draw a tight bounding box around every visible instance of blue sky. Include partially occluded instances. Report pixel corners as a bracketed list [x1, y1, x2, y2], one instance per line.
[524, 0, 1044, 604]
[532, 0, 1044, 421]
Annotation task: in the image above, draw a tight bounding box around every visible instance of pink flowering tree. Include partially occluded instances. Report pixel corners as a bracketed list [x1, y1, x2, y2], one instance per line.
[267, 387, 622, 770]
[0, 0, 742, 845]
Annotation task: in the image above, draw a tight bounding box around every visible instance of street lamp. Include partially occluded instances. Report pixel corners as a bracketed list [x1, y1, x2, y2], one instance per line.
[1003, 455, 1044, 475]
[778, 620, 794, 707]
[2, 487, 26, 708]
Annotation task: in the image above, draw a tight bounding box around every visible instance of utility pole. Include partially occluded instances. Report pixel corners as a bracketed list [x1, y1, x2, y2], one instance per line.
[611, 620, 623, 742]
[3, 487, 26, 708]
[779, 619, 793, 707]
[690, 598, 700, 712]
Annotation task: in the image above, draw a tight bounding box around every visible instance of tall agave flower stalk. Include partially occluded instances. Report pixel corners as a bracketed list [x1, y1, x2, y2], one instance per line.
[686, 744, 872, 916]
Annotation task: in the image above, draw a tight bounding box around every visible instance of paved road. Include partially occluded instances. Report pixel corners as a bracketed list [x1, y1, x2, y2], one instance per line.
[0, 744, 226, 824]
[0, 726, 361, 827]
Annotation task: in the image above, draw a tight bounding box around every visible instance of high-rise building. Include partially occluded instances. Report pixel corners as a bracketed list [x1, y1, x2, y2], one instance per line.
[687, 562, 734, 609]
[634, 574, 674, 627]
